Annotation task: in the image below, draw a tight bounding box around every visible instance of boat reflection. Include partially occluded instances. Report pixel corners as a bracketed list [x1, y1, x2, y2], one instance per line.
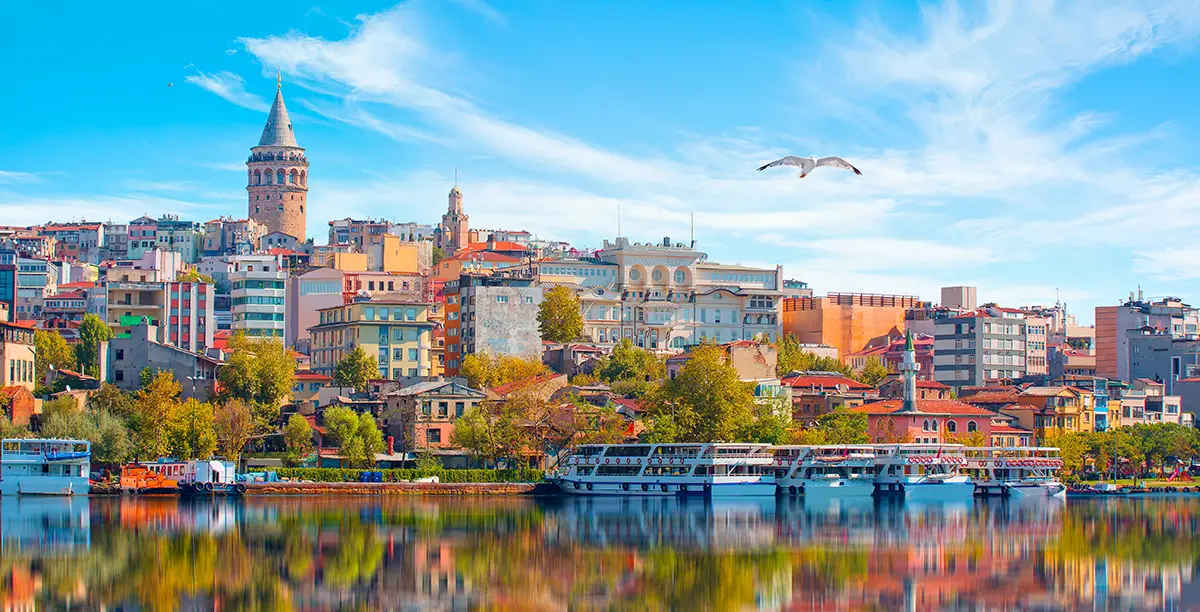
[0, 495, 1196, 611]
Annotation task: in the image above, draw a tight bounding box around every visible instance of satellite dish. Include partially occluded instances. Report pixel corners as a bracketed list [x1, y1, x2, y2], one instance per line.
[65, 384, 72, 392]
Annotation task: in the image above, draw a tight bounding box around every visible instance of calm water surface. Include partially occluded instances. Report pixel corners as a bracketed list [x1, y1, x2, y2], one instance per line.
[1, 494, 1198, 611]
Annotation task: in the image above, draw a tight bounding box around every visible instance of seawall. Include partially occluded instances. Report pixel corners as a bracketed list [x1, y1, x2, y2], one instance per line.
[245, 481, 543, 496]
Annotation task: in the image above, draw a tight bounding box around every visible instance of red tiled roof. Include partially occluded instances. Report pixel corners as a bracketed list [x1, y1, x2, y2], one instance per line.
[490, 372, 560, 396]
[48, 290, 86, 300]
[990, 424, 1031, 434]
[960, 390, 1021, 404]
[13, 320, 36, 329]
[57, 282, 96, 290]
[611, 398, 645, 413]
[782, 374, 873, 391]
[851, 399, 994, 417]
[268, 247, 300, 256]
[448, 252, 521, 263]
[295, 372, 331, 382]
[0, 386, 27, 398]
[916, 380, 950, 389]
[459, 241, 530, 253]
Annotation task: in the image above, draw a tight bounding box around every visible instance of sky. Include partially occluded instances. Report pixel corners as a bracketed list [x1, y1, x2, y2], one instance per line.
[3, 1, 1200, 323]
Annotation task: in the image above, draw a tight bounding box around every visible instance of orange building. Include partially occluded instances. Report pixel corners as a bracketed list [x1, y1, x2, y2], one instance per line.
[781, 293, 920, 357]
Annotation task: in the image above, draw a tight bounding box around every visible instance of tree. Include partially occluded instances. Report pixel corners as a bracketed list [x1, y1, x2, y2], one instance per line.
[130, 370, 182, 459]
[323, 406, 384, 469]
[855, 356, 891, 387]
[452, 398, 536, 466]
[0, 415, 31, 440]
[75, 313, 111, 377]
[643, 343, 754, 442]
[283, 413, 315, 467]
[218, 333, 296, 434]
[333, 346, 376, 393]
[91, 409, 134, 465]
[460, 352, 548, 390]
[597, 339, 664, 385]
[536, 286, 584, 343]
[945, 431, 988, 447]
[87, 383, 135, 420]
[177, 268, 215, 284]
[774, 334, 853, 377]
[736, 398, 797, 445]
[139, 367, 157, 388]
[431, 246, 446, 266]
[214, 400, 254, 463]
[165, 398, 217, 460]
[34, 330, 76, 384]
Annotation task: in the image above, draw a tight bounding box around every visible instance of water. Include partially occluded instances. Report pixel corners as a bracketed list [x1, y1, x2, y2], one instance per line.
[1, 494, 1198, 611]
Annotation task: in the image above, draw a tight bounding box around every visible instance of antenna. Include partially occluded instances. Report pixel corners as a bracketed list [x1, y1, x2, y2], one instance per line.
[454, 168, 458, 187]
[617, 202, 622, 238]
[690, 211, 694, 245]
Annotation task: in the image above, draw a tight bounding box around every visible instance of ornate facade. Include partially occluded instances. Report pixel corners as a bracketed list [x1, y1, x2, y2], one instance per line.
[247, 80, 308, 241]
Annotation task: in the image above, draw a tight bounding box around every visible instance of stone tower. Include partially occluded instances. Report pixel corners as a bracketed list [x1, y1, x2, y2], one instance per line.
[439, 185, 469, 254]
[247, 77, 307, 241]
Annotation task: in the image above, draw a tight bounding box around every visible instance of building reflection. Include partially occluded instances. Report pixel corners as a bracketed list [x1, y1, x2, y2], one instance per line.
[0, 495, 1197, 610]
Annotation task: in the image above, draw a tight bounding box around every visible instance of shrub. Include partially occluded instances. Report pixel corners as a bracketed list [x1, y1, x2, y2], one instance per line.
[274, 467, 545, 483]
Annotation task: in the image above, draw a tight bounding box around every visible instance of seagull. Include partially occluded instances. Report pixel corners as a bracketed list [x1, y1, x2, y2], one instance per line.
[757, 155, 862, 178]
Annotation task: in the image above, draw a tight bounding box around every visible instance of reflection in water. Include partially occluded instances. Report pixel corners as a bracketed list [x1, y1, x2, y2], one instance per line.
[0, 494, 1197, 610]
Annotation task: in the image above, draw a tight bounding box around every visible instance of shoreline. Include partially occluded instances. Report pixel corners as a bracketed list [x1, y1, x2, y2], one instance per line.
[244, 481, 546, 496]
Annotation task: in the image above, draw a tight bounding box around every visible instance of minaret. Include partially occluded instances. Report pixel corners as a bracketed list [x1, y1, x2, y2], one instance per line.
[898, 330, 920, 413]
[247, 74, 308, 241]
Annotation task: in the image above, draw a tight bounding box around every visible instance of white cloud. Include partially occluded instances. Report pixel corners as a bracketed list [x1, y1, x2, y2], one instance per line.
[449, 0, 506, 26]
[0, 170, 42, 184]
[185, 71, 269, 112]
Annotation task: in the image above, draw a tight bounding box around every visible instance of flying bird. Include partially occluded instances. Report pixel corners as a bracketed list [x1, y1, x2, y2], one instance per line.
[757, 155, 862, 178]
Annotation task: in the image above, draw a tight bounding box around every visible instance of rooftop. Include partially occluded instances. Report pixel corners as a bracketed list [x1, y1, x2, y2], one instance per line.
[851, 399, 994, 417]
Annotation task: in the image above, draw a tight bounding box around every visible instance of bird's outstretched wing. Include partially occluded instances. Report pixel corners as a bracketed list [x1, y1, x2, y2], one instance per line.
[757, 156, 810, 172]
[815, 156, 862, 175]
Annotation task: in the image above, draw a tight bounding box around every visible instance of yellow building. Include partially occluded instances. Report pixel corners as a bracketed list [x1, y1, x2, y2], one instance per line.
[308, 299, 435, 380]
[1013, 386, 1096, 438]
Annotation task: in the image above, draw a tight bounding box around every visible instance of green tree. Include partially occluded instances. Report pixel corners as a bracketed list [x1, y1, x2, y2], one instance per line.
[323, 406, 383, 469]
[165, 398, 217, 460]
[0, 415, 31, 439]
[333, 346, 376, 393]
[774, 334, 854, 377]
[643, 343, 754, 442]
[283, 413, 315, 467]
[452, 399, 535, 466]
[214, 400, 254, 463]
[798, 409, 869, 445]
[177, 268, 215, 283]
[536, 286, 584, 343]
[34, 330, 76, 383]
[855, 356, 891, 387]
[736, 398, 797, 444]
[218, 332, 295, 434]
[40, 405, 97, 441]
[139, 367, 157, 388]
[87, 383, 135, 420]
[945, 431, 988, 447]
[91, 409, 134, 465]
[431, 246, 445, 265]
[597, 338, 664, 385]
[75, 313, 111, 377]
[1046, 431, 1091, 478]
[460, 352, 548, 389]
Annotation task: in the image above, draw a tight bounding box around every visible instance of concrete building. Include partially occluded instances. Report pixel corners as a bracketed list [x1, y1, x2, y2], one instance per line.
[100, 222, 128, 262]
[784, 372, 878, 422]
[308, 299, 435, 380]
[229, 254, 286, 339]
[932, 306, 1029, 388]
[104, 251, 183, 337]
[1025, 315, 1050, 376]
[383, 380, 487, 464]
[0, 320, 36, 391]
[367, 234, 431, 274]
[15, 257, 57, 319]
[1096, 296, 1199, 381]
[108, 322, 220, 400]
[443, 272, 542, 376]
[665, 340, 778, 381]
[41, 222, 105, 264]
[940, 286, 978, 310]
[126, 215, 158, 260]
[328, 217, 391, 250]
[247, 79, 308, 241]
[782, 293, 919, 357]
[0, 248, 15, 322]
[389, 222, 436, 242]
[845, 332, 934, 380]
[203, 217, 265, 256]
[153, 214, 202, 263]
[259, 231, 299, 252]
[164, 281, 215, 352]
[544, 236, 783, 351]
[285, 267, 344, 352]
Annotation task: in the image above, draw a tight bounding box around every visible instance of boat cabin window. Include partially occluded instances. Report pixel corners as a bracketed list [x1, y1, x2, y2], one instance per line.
[603, 445, 652, 458]
[644, 465, 690, 477]
[651, 445, 702, 458]
[595, 466, 641, 476]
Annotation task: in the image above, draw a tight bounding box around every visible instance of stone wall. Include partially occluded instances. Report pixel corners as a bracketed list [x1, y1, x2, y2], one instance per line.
[246, 481, 537, 496]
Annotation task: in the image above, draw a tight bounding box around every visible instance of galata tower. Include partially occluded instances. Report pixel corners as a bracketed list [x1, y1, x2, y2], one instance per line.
[247, 75, 307, 241]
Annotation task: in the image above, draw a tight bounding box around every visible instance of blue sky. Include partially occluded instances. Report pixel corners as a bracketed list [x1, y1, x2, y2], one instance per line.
[4, 1, 1200, 323]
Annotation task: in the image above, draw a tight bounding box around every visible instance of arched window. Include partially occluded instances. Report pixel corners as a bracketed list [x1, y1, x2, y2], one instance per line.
[967, 420, 978, 433]
[254, 169, 262, 185]
[931, 419, 939, 431]
[946, 420, 957, 433]
[674, 268, 687, 284]
[300, 170, 307, 186]
[290, 169, 299, 184]
[300, 205, 304, 213]
[922, 419, 930, 432]
[277, 169, 285, 184]
[264, 170, 273, 185]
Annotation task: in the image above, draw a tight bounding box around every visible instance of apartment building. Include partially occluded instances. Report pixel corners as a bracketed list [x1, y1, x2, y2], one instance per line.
[443, 271, 542, 375]
[1096, 295, 1199, 381]
[308, 299, 435, 379]
[229, 254, 286, 339]
[933, 307, 1028, 388]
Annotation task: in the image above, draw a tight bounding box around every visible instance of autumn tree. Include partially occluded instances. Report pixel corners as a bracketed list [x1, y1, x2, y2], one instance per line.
[130, 370, 182, 459]
[596, 338, 664, 398]
[34, 330, 76, 383]
[214, 400, 255, 463]
[87, 383, 135, 420]
[945, 430, 988, 447]
[460, 352, 548, 390]
[283, 413, 315, 467]
[643, 342, 754, 442]
[536, 286, 584, 343]
[333, 346, 376, 393]
[75, 313, 111, 377]
[774, 333, 853, 377]
[177, 268, 215, 284]
[218, 332, 295, 434]
[165, 398, 217, 460]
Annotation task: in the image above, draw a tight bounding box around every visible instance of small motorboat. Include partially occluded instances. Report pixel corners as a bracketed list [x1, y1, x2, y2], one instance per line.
[1067, 483, 1129, 497]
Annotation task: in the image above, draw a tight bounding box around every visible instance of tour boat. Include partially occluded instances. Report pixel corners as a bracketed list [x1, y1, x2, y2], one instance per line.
[772, 445, 877, 498]
[872, 444, 974, 501]
[963, 447, 1066, 498]
[0, 439, 91, 496]
[552, 443, 777, 497]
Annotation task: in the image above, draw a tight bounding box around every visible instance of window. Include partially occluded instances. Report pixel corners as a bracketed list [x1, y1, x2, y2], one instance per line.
[922, 419, 930, 432]
[629, 268, 641, 281]
[524, 296, 534, 304]
[394, 348, 404, 360]
[115, 349, 125, 361]
[946, 420, 957, 433]
[427, 429, 441, 444]
[967, 420, 978, 433]
[651, 269, 663, 282]
[409, 348, 419, 361]
[674, 268, 686, 283]
[115, 370, 124, 382]
[406, 307, 418, 320]
[496, 295, 508, 303]
[455, 401, 465, 417]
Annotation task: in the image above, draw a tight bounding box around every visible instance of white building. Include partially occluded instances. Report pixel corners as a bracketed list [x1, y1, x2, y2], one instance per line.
[229, 254, 286, 338]
[540, 237, 783, 352]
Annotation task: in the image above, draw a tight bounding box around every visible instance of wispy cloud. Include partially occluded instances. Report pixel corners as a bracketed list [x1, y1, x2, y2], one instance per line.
[185, 71, 269, 112]
[0, 170, 43, 184]
[449, 0, 506, 26]
[194, 161, 248, 172]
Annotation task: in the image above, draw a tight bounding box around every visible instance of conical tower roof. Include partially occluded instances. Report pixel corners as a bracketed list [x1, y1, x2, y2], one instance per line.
[258, 82, 299, 148]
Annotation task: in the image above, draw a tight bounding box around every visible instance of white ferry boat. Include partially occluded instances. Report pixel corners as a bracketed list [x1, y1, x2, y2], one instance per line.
[772, 445, 877, 498]
[0, 439, 91, 496]
[964, 447, 1066, 498]
[872, 444, 974, 501]
[552, 443, 776, 497]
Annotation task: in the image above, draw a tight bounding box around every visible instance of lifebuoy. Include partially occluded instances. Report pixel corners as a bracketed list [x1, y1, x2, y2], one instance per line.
[586, 483, 593, 491]
[203, 481, 214, 492]
[621, 483, 629, 491]
[605, 458, 610, 465]
[788, 485, 798, 495]
[660, 484, 668, 492]
[574, 482, 580, 490]
[641, 483, 648, 491]
[235, 483, 246, 494]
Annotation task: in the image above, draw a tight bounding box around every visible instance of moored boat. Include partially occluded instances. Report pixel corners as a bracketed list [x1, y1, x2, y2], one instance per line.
[963, 447, 1066, 498]
[551, 443, 776, 497]
[772, 445, 876, 498]
[0, 439, 91, 496]
[872, 444, 974, 501]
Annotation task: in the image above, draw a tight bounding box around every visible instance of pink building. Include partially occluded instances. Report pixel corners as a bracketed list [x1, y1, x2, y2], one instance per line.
[853, 398, 999, 444]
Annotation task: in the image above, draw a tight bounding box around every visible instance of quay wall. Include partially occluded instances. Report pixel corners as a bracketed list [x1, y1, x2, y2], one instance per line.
[245, 481, 541, 496]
